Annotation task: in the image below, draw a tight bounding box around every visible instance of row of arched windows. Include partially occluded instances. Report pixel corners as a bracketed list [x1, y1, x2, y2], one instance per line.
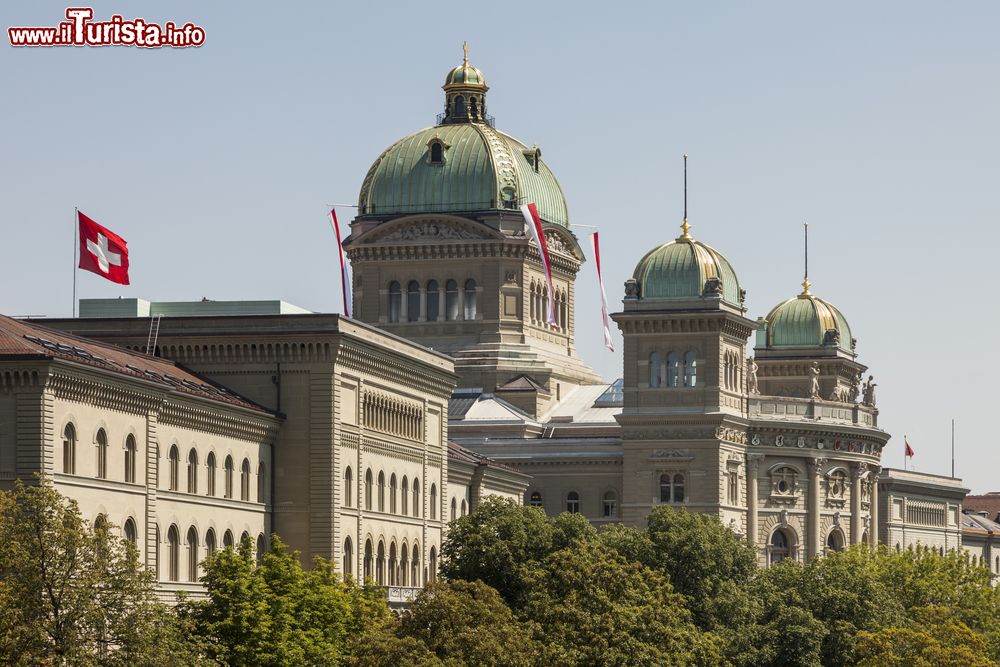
[61, 423, 137, 483]
[527, 490, 619, 518]
[648, 351, 698, 388]
[528, 281, 568, 332]
[768, 526, 853, 565]
[450, 495, 468, 520]
[659, 473, 686, 503]
[354, 467, 434, 519]
[160, 523, 266, 582]
[166, 445, 265, 503]
[388, 279, 477, 323]
[359, 537, 436, 587]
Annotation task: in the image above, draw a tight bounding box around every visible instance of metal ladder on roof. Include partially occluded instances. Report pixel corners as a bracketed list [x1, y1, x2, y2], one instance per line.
[145, 315, 162, 356]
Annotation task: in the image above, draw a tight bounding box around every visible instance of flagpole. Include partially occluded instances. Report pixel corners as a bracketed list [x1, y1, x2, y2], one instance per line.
[903, 434, 906, 470]
[951, 419, 955, 478]
[72, 207, 78, 318]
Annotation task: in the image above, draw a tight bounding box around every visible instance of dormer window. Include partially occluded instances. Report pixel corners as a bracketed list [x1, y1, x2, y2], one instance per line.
[427, 138, 448, 165]
[524, 146, 542, 172]
[500, 187, 517, 209]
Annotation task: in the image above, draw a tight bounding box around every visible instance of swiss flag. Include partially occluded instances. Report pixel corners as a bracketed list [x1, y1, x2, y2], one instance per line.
[78, 210, 129, 285]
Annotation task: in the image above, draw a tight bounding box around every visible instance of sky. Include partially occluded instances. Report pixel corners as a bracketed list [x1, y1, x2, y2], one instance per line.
[3, 2, 999, 492]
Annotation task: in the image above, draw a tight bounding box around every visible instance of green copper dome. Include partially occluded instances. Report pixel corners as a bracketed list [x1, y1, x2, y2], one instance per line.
[631, 226, 742, 307]
[357, 123, 569, 226]
[764, 289, 853, 353]
[445, 62, 486, 88]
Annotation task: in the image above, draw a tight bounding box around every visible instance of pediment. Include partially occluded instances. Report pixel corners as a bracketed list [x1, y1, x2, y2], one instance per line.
[353, 214, 504, 245]
[541, 225, 586, 262]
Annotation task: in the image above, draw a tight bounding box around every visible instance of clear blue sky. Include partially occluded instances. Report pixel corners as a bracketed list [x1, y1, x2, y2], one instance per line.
[3, 2, 999, 492]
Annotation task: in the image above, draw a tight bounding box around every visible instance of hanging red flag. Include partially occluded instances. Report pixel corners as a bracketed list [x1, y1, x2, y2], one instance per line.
[520, 203, 557, 328]
[590, 231, 614, 352]
[78, 210, 129, 285]
[328, 209, 353, 317]
[905, 438, 914, 458]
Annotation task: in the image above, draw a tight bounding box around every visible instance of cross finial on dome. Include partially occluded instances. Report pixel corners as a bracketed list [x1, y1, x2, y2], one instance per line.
[678, 154, 692, 240]
[463, 41, 469, 66]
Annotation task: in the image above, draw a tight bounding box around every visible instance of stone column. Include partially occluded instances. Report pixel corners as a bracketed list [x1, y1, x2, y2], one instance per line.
[418, 287, 427, 322]
[437, 289, 446, 321]
[747, 454, 764, 553]
[378, 289, 388, 323]
[869, 467, 881, 546]
[850, 462, 866, 545]
[400, 289, 408, 322]
[807, 457, 825, 559]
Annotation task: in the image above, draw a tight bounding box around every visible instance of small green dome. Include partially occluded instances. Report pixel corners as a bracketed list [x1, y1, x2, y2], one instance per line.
[358, 123, 569, 226]
[764, 291, 853, 352]
[632, 230, 742, 307]
[444, 62, 487, 88]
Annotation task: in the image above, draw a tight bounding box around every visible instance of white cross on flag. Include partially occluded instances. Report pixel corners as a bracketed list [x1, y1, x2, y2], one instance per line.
[78, 210, 129, 285]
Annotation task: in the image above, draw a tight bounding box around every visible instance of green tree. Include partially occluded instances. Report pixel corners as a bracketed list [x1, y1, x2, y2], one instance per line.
[0, 479, 201, 666]
[855, 605, 995, 667]
[521, 541, 722, 666]
[440, 497, 556, 607]
[189, 535, 387, 666]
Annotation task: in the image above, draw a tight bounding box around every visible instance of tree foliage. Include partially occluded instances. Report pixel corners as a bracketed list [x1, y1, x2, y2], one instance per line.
[0, 479, 201, 666]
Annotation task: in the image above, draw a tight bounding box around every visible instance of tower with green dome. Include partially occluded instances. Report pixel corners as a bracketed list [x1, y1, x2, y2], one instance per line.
[344, 47, 602, 409]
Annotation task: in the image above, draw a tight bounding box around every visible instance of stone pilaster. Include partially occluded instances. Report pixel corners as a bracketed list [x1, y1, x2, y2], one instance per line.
[807, 457, 826, 558]
[850, 462, 867, 545]
[747, 453, 764, 551]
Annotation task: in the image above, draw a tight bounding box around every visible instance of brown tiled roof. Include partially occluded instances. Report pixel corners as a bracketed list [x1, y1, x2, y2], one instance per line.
[0, 315, 271, 413]
[963, 494, 1000, 523]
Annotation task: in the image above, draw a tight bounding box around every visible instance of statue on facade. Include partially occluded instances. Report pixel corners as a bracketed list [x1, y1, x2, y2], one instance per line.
[624, 279, 640, 298]
[746, 357, 759, 394]
[862, 375, 877, 407]
[852, 371, 863, 403]
[808, 361, 821, 398]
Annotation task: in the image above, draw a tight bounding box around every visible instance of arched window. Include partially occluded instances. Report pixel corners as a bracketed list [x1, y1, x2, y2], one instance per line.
[224, 456, 234, 499]
[529, 282, 537, 322]
[412, 479, 420, 517]
[344, 466, 353, 507]
[426, 280, 440, 321]
[168, 445, 180, 491]
[648, 352, 661, 388]
[167, 525, 180, 581]
[154, 525, 160, 577]
[256, 535, 266, 565]
[94, 514, 108, 532]
[602, 491, 618, 518]
[206, 528, 217, 556]
[96, 428, 108, 479]
[365, 469, 373, 510]
[769, 528, 791, 565]
[187, 526, 199, 582]
[206, 452, 216, 496]
[257, 462, 266, 503]
[223, 530, 234, 549]
[659, 473, 686, 503]
[429, 546, 438, 581]
[450, 497, 457, 521]
[411, 544, 420, 586]
[463, 279, 477, 320]
[826, 528, 845, 553]
[388, 281, 401, 322]
[364, 539, 373, 581]
[389, 474, 398, 513]
[401, 476, 409, 515]
[529, 491, 543, 507]
[241, 531, 250, 547]
[461, 499, 467, 516]
[240, 459, 251, 501]
[187, 448, 198, 493]
[445, 280, 460, 320]
[376, 541, 386, 585]
[399, 543, 408, 586]
[123, 517, 137, 546]
[430, 483, 437, 519]
[667, 352, 680, 387]
[124, 434, 136, 484]
[684, 351, 697, 387]
[62, 423, 76, 474]
[343, 537, 353, 581]
[378, 471, 386, 512]
[430, 141, 443, 164]
[407, 281, 420, 322]
[566, 491, 580, 514]
[454, 95, 466, 117]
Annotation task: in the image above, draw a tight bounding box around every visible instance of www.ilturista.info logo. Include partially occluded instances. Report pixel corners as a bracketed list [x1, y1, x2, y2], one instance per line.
[8, 8, 205, 48]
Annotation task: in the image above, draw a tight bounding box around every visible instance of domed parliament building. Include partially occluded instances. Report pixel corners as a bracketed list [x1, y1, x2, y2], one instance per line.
[0, 50, 975, 597]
